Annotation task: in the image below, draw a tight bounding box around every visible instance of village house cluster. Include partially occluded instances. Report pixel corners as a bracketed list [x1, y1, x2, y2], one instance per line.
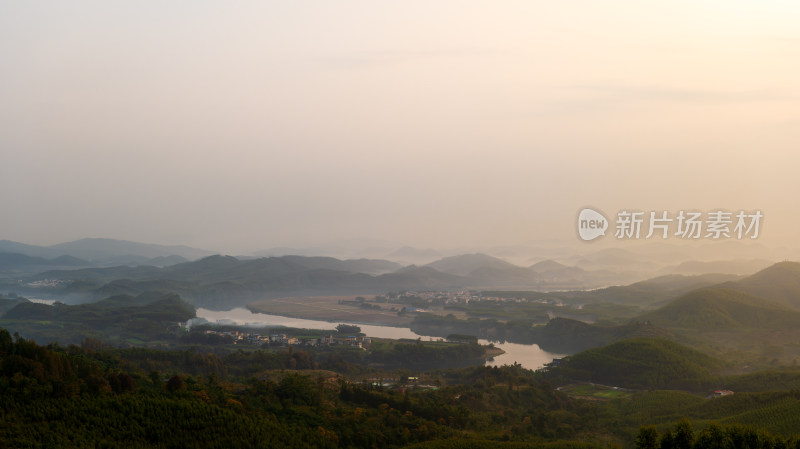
[409, 290, 478, 304]
[710, 389, 735, 398]
[25, 278, 72, 288]
[384, 290, 562, 306]
[378, 290, 480, 306]
[201, 329, 372, 348]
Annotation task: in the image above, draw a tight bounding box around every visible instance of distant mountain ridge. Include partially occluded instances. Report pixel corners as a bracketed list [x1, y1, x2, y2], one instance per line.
[627, 262, 800, 332]
[6, 237, 794, 313]
[0, 240, 55, 258]
[720, 261, 800, 310]
[425, 253, 516, 276]
[7, 249, 617, 308]
[19, 255, 463, 308]
[665, 259, 773, 276]
[9, 248, 760, 309]
[0, 252, 90, 269]
[48, 238, 214, 261]
[423, 253, 542, 287]
[529, 259, 570, 273]
[0, 238, 214, 262]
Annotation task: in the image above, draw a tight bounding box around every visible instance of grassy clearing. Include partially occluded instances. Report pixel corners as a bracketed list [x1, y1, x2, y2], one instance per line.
[560, 383, 634, 400]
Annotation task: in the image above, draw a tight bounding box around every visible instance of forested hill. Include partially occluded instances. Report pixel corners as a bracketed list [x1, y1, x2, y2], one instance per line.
[636, 287, 800, 330]
[0, 327, 597, 448]
[721, 261, 800, 310]
[0, 292, 195, 345]
[3, 326, 800, 447]
[549, 337, 725, 391]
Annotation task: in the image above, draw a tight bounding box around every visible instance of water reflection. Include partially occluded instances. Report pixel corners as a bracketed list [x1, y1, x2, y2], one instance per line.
[194, 308, 563, 371]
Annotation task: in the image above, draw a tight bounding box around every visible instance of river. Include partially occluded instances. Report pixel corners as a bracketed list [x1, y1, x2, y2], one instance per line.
[194, 308, 563, 371]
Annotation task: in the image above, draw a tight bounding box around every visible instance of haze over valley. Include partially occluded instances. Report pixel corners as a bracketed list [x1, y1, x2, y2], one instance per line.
[4, 1, 800, 448]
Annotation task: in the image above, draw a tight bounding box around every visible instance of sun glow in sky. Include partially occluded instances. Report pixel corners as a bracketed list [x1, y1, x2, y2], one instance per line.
[2, 1, 799, 252]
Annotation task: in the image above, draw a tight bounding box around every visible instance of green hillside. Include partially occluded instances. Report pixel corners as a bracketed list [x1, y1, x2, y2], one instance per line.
[720, 368, 800, 392]
[408, 314, 672, 353]
[486, 273, 740, 311]
[552, 338, 724, 390]
[723, 261, 800, 310]
[636, 287, 800, 330]
[0, 292, 195, 345]
[529, 317, 673, 353]
[0, 295, 28, 316]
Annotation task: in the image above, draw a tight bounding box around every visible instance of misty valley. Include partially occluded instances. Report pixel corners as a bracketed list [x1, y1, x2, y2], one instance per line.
[2, 239, 800, 447]
[7, 0, 800, 447]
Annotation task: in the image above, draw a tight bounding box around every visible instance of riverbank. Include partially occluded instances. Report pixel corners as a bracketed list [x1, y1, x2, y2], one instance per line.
[195, 308, 563, 371]
[484, 346, 506, 359]
[247, 295, 415, 327]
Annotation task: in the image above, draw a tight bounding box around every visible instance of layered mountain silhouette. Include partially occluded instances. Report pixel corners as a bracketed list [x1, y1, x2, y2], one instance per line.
[17, 255, 462, 308]
[7, 250, 616, 308]
[721, 261, 800, 310]
[634, 262, 800, 330]
[4, 238, 798, 317]
[0, 238, 212, 267]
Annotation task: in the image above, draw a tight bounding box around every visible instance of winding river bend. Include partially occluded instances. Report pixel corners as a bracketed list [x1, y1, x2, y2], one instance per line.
[194, 308, 563, 371]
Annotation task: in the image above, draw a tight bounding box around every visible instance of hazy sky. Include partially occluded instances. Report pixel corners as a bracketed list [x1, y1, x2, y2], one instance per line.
[2, 1, 799, 253]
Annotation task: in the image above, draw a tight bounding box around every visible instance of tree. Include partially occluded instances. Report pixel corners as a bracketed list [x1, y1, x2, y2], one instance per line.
[81, 337, 104, 353]
[84, 373, 111, 394]
[636, 425, 659, 449]
[276, 373, 318, 406]
[694, 423, 726, 449]
[661, 430, 675, 449]
[166, 375, 185, 392]
[673, 419, 694, 449]
[116, 373, 137, 393]
[336, 324, 361, 334]
[0, 328, 11, 355]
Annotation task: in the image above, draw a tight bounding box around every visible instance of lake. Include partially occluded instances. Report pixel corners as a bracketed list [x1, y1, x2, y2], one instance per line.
[194, 307, 563, 371]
